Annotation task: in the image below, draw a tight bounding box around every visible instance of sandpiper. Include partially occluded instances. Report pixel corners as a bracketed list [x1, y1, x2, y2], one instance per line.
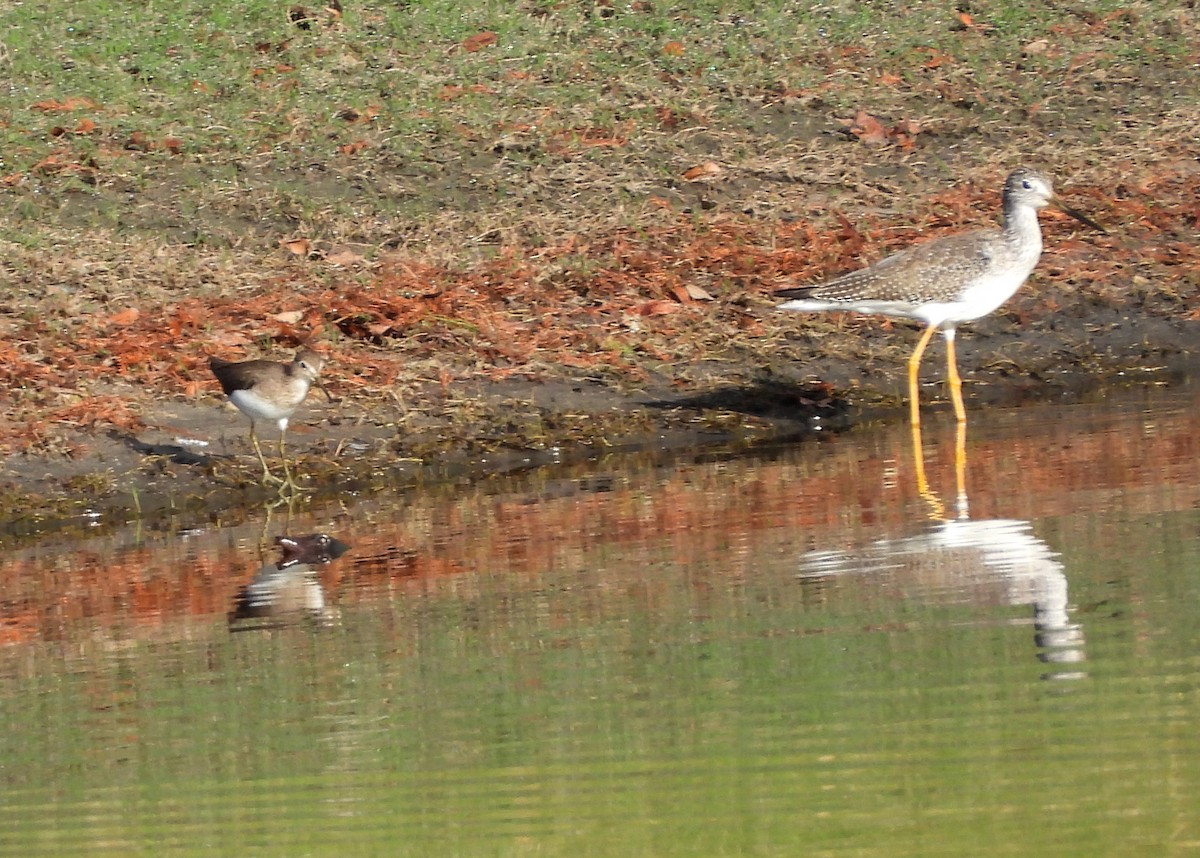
[776, 168, 1104, 423]
[208, 348, 332, 492]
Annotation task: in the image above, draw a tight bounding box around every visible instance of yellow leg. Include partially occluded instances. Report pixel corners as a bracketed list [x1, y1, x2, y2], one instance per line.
[953, 417, 969, 520]
[248, 424, 284, 485]
[943, 328, 966, 422]
[907, 324, 940, 425]
[910, 417, 945, 521]
[275, 432, 313, 496]
[278, 432, 297, 494]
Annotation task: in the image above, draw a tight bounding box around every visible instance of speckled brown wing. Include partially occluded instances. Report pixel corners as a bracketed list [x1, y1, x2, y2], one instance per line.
[776, 229, 1003, 305]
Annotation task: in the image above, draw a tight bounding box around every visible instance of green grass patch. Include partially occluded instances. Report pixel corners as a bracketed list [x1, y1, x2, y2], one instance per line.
[0, 1, 1194, 281]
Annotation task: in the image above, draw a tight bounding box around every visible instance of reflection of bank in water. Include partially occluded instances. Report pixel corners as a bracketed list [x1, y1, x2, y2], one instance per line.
[228, 534, 350, 632]
[797, 421, 1086, 680]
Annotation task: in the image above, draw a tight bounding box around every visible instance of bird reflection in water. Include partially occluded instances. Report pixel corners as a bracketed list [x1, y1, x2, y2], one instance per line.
[799, 420, 1086, 680]
[229, 533, 350, 631]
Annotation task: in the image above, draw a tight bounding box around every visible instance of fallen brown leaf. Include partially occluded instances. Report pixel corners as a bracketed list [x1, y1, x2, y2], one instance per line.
[107, 308, 140, 326]
[681, 161, 722, 182]
[30, 97, 98, 112]
[637, 300, 680, 316]
[463, 31, 497, 52]
[847, 110, 888, 146]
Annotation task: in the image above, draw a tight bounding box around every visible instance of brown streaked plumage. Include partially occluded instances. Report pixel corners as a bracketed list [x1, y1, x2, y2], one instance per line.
[209, 348, 332, 492]
[776, 168, 1104, 424]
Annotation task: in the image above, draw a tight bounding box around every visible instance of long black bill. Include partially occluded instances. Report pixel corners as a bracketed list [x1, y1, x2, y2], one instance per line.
[1055, 199, 1106, 234]
[315, 378, 338, 404]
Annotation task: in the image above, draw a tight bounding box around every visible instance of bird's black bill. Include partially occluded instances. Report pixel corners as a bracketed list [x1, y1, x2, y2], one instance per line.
[316, 378, 338, 404]
[1057, 202, 1106, 234]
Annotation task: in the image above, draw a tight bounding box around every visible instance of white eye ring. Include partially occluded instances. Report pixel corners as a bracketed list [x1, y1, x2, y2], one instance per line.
[1021, 179, 1033, 190]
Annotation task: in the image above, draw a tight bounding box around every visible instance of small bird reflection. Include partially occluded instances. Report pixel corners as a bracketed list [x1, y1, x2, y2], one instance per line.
[799, 421, 1086, 680]
[228, 534, 350, 631]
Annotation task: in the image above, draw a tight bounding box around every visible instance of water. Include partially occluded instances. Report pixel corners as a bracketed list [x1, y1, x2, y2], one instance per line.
[2, 386, 1200, 855]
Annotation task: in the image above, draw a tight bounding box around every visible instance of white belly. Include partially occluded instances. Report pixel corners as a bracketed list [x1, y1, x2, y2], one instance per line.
[230, 388, 303, 424]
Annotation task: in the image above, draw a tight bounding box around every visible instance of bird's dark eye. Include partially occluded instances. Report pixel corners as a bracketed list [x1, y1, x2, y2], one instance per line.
[1021, 179, 1033, 190]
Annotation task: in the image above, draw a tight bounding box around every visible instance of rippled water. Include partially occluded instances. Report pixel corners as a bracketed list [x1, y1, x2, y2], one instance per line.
[2, 385, 1200, 855]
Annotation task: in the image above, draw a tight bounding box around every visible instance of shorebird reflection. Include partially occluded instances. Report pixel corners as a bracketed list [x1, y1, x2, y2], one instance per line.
[800, 421, 1086, 679]
[229, 533, 350, 631]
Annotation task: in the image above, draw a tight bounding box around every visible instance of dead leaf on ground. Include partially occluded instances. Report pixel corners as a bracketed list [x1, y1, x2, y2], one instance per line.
[842, 111, 921, 148]
[107, 308, 140, 326]
[637, 300, 681, 316]
[31, 97, 98, 112]
[682, 161, 723, 182]
[282, 238, 312, 256]
[654, 106, 682, 129]
[953, 10, 994, 33]
[125, 131, 152, 151]
[30, 152, 99, 182]
[845, 110, 889, 146]
[921, 49, 952, 69]
[891, 118, 922, 150]
[209, 331, 252, 349]
[463, 31, 497, 52]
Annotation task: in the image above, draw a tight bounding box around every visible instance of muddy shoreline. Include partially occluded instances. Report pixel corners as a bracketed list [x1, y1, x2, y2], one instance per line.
[2, 297, 1193, 543]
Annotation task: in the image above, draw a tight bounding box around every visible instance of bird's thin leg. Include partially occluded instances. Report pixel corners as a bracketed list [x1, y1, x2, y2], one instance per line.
[953, 418, 969, 520]
[277, 431, 296, 494]
[910, 417, 945, 522]
[275, 431, 314, 495]
[942, 328, 967, 422]
[907, 324, 940, 425]
[248, 423, 284, 485]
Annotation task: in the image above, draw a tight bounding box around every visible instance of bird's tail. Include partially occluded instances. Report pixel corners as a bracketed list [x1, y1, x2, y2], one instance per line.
[773, 286, 817, 301]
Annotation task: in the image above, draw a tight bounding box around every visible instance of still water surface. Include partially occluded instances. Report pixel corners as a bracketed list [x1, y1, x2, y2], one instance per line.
[2, 386, 1200, 855]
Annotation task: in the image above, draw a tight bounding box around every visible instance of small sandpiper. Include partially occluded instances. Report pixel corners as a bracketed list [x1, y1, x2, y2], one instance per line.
[208, 348, 332, 492]
[776, 167, 1104, 423]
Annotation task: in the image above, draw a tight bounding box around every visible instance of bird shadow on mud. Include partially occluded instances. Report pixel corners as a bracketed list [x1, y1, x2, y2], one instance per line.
[117, 432, 220, 467]
[640, 375, 854, 434]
